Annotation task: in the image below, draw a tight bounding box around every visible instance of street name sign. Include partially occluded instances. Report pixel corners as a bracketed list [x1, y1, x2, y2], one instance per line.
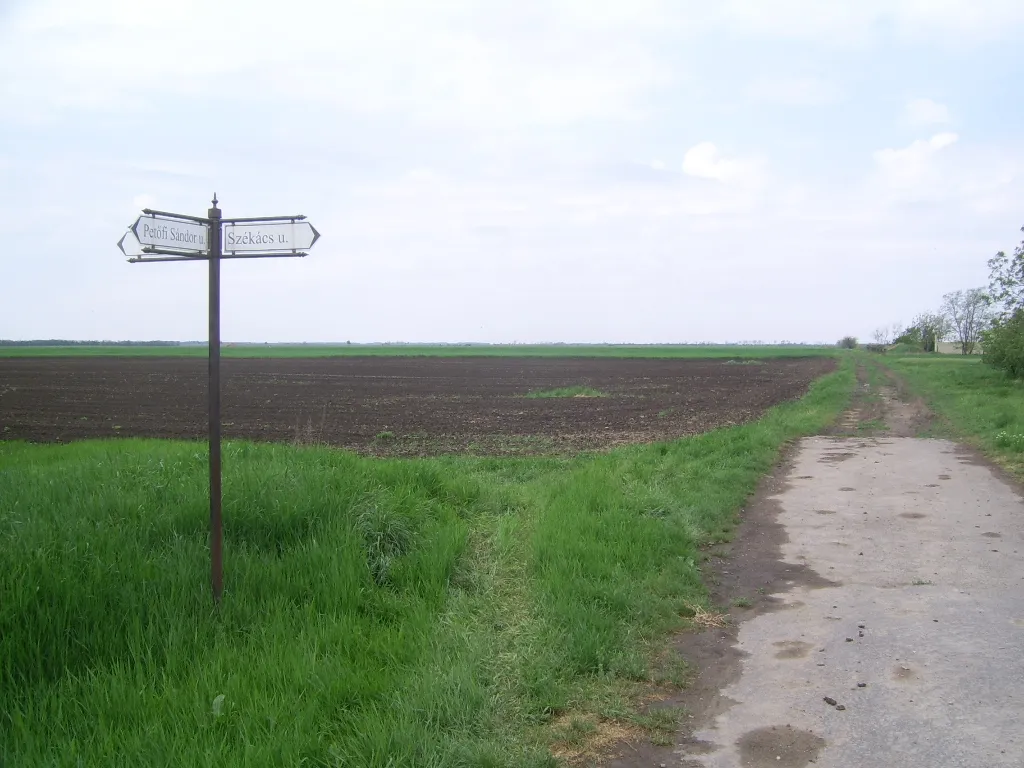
[222, 220, 320, 253]
[119, 196, 320, 605]
[131, 214, 209, 253]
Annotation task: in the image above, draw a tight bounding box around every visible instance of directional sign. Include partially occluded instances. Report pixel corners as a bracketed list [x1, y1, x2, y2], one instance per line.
[222, 220, 320, 253]
[132, 214, 209, 253]
[116, 231, 142, 258]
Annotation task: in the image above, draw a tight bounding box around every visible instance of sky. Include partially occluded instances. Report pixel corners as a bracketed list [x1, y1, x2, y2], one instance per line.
[2, 0, 1023, 344]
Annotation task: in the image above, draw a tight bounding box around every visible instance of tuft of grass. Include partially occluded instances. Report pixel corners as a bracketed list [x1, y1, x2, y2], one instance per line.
[630, 706, 685, 735]
[683, 603, 729, 629]
[292, 406, 328, 446]
[857, 418, 888, 432]
[732, 597, 753, 608]
[0, 358, 854, 765]
[524, 386, 608, 399]
[648, 650, 691, 689]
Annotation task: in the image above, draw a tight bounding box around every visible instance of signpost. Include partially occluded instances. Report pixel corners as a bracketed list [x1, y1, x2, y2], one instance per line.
[120, 195, 319, 604]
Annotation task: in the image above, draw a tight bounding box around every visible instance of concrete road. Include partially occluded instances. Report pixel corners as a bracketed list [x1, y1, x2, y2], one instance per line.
[682, 436, 1024, 767]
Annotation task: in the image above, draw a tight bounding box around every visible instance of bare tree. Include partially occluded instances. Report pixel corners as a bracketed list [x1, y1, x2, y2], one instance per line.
[915, 312, 951, 341]
[871, 322, 902, 346]
[913, 311, 952, 352]
[941, 289, 991, 355]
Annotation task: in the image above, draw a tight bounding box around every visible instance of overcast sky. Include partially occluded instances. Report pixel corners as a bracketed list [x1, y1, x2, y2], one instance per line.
[2, 1, 1023, 344]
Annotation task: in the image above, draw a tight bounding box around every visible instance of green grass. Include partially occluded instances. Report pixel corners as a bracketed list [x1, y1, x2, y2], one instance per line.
[524, 386, 607, 399]
[857, 418, 888, 432]
[0, 344, 837, 359]
[885, 354, 1024, 468]
[863, 358, 890, 399]
[0, 360, 853, 766]
[887, 355, 1014, 436]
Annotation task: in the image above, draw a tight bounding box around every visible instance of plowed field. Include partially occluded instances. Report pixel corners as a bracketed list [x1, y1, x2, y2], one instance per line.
[0, 356, 835, 455]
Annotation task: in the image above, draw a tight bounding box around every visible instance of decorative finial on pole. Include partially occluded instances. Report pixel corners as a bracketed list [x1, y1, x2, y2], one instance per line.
[212, 193, 219, 207]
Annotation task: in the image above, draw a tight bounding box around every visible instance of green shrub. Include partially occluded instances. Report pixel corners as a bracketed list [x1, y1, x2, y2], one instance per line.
[893, 327, 923, 348]
[983, 310, 1024, 378]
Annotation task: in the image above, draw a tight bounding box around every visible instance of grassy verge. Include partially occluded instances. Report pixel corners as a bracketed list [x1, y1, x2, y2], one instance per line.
[884, 354, 1024, 473]
[0, 344, 837, 359]
[0, 360, 853, 766]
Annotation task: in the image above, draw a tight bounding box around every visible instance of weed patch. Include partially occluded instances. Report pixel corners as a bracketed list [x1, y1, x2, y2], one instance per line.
[524, 386, 607, 399]
[995, 430, 1024, 452]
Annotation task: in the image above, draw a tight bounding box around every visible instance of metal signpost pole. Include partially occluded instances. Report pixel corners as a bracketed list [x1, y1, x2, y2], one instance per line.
[120, 196, 317, 606]
[208, 197, 224, 605]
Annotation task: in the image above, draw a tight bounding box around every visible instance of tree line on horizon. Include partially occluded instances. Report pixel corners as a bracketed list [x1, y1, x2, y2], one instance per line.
[0, 340, 184, 347]
[838, 225, 1024, 377]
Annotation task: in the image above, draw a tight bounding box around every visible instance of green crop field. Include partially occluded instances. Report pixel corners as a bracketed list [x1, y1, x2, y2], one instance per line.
[1, 359, 853, 766]
[0, 344, 837, 359]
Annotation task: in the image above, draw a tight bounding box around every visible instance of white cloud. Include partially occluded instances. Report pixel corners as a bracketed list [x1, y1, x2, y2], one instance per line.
[5, 1, 1019, 130]
[902, 98, 951, 126]
[0, 0, 669, 130]
[682, 143, 761, 184]
[713, 0, 1024, 44]
[872, 132, 959, 197]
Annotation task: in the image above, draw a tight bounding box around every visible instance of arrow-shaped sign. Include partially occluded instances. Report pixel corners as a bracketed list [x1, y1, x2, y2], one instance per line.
[131, 214, 210, 254]
[222, 220, 320, 253]
[116, 231, 140, 258]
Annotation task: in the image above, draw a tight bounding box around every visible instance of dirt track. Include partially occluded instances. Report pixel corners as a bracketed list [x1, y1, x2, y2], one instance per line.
[0, 356, 834, 455]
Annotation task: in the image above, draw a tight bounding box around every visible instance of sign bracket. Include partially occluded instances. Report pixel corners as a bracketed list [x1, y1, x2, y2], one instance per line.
[222, 214, 306, 223]
[141, 208, 213, 224]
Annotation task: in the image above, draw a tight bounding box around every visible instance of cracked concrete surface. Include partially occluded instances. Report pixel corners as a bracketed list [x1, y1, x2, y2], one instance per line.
[679, 435, 1024, 767]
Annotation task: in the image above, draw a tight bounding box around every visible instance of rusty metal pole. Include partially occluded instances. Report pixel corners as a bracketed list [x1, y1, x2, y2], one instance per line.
[208, 195, 223, 605]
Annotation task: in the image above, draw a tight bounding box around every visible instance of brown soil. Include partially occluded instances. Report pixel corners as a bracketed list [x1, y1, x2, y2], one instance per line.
[825, 361, 934, 438]
[0, 356, 835, 455]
